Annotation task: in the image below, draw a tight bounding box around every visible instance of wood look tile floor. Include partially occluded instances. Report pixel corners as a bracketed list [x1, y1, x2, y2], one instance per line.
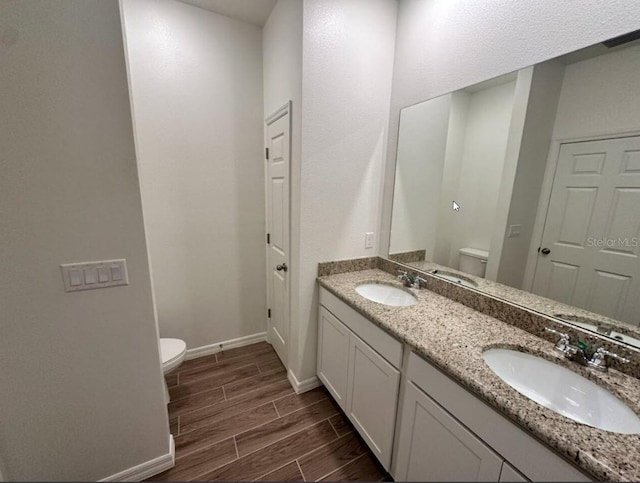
[149, 341, 390, 482]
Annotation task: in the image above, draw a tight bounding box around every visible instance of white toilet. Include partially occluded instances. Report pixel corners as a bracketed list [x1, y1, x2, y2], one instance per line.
[458, 247, 489, 278]
[160, 338, 187, 404]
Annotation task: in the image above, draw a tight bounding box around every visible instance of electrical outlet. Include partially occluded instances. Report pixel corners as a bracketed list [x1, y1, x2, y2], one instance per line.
[365, 232, 375, 249]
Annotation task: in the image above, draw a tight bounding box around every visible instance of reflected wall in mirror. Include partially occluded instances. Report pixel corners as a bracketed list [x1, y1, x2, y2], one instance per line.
[388, 37, 640, 349]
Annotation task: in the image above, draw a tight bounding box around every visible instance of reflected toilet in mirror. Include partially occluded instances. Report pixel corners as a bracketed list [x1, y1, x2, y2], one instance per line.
[458, 248, 488, 278]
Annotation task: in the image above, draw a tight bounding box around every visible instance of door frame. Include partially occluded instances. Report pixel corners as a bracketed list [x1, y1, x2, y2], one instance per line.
[264, 101, 292, 357]
[522, 128, 640, 292]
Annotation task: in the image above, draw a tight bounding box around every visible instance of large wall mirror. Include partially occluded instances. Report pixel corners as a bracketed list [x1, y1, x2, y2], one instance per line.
[387, 34, 640, 350]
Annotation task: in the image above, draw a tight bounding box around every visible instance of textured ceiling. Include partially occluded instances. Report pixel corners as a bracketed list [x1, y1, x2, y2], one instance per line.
[177, 0, 277, 27]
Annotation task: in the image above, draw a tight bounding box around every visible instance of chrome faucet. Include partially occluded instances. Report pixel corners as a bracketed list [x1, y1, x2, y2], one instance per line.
[397, 270, 426, 289]
[545, 328, 629, 372]
[545, 328, 589, 364]
[587, 347, 630, 372]
[545, 328, 571, 353]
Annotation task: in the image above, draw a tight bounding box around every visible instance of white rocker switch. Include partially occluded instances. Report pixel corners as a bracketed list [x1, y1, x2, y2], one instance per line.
[97, 266, 109, 283]
[110, 264, 123, 281]
[69, 269, 82, 287]
[84, 267, 97, 284]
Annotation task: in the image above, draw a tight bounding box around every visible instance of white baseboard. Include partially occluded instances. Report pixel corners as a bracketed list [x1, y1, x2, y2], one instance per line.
[185, 332, 268, 361]
[100, 435, 174, 482]
[288, 369, 322, 394]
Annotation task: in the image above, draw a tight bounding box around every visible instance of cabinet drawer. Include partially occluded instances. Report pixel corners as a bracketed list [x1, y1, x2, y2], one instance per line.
[320, 287, 403, 368]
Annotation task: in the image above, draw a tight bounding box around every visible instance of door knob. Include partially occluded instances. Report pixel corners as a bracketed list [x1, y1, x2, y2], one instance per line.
[276, 263, 288, 272]
[541, 248, 551, 255]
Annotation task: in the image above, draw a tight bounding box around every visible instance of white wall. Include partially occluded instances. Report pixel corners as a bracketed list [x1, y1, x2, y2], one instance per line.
[264, 0, 303, 117]
[0, 1, 169, 480]
[263, 0, 303, 372]
[496, 61, 564, 288]
[292, 0, 398, 382]
[433, 91, 469, 265]
[390, 94, 451, 256]
[553, 43, 640, 140]
[121, 0, 266, 350]
[381, 0, 640, 256]
[448, 80, 515, 268]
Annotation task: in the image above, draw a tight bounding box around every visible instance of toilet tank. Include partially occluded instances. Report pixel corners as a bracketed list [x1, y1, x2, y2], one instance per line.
[459, 248, 489, 278]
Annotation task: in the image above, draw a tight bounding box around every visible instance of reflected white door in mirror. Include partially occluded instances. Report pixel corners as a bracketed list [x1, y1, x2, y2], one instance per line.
[531, 136, 640, 326]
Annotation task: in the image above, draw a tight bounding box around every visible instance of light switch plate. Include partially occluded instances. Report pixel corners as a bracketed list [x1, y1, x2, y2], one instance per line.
[61, 259, 129, 292]
[365, 232, 375, 249]
[507, 224, 523, 238]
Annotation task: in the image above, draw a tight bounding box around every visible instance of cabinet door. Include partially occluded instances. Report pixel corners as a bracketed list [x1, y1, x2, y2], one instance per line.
[346, 333, 400, 470]
[317, 306, 350, 410]
[500, 462, 529, 482]
[394, 381, 503, 482]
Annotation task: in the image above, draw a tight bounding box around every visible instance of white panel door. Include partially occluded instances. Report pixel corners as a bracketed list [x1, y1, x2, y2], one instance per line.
[394, 381, 503, 482]
[346, 333, 400, 470]
[266, 103, 291, 365]
[533, 137, 640, 325]
[317, 306, 350, 410]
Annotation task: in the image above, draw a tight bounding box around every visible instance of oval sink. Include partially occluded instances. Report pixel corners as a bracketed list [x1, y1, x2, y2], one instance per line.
[483, 349, 640, 434]
[609, 331, 640, 350]
[553, 314, 611, 335]
[355, 283, 417, 307]
[432, 271, 478, 289]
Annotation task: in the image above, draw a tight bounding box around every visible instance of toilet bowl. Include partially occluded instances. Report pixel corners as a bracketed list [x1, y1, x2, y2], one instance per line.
[160, 338, 186, 404]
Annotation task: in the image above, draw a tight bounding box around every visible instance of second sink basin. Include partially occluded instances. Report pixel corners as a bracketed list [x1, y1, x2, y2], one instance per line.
[432, 271, 478, 289]
[355, 283, 417, 307]
[483, 348, 640, 434]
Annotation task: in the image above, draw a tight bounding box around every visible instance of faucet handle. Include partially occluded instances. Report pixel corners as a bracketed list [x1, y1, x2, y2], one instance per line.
[588, 347, 630, 372]
[545, 327, 569, 339]
[597, 348, 630, 363]
[545, 327, 570, 353]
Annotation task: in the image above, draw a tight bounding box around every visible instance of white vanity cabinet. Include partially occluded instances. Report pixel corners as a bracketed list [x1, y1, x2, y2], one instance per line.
[318, 288, 403, 470]
[317, 286, 593, 482]
[346, 332, 400, 468]
[317, 306, 351, 408]
[393, 352, 591, 482]
[499, 463, 528, 482]
[394, 380, 503, 481]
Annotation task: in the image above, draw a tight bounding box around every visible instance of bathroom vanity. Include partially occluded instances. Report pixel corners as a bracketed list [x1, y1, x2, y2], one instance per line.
[316, 267, 640, 482]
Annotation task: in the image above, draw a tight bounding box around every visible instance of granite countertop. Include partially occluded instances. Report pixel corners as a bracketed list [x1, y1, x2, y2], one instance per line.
[405, 260, 640, 343]
[318, 269, 640, 482]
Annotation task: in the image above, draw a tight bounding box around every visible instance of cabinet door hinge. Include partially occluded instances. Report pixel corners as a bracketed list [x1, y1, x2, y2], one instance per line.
[265, 147, 269, 160]
[268, 308, 271, 318]
[267, 233, 270, 244]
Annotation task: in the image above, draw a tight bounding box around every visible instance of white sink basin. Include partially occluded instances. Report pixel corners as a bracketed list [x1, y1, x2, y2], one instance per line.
[355, 283, 417, 307]
[610, 331, 640, 350]
[432, 271, 478, 289]
[553, 314, 608, 334]
[483, 349, 640, 434]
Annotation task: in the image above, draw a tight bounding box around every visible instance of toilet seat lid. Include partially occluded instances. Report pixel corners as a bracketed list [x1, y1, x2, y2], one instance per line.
[160, 338, 186, 365]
